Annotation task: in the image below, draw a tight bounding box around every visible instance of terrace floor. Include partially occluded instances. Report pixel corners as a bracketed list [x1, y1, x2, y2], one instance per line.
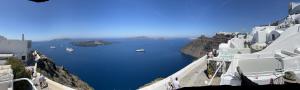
[180, 60, 220, 87]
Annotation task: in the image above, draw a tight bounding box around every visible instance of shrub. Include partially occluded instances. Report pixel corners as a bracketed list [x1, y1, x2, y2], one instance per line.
[207, 61, 216, 78]
[6, 57, 32, 90]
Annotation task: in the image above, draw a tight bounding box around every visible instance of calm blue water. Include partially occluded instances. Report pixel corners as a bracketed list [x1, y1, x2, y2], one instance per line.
[32, 38, 193, 90]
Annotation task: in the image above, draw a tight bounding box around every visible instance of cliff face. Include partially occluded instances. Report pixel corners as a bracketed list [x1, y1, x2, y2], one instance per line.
[37, 58, 93, 90]
[181, 34, 234, 58]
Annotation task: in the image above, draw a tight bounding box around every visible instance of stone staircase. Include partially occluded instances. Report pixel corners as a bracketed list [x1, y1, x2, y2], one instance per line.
[275, 49, 300, 58]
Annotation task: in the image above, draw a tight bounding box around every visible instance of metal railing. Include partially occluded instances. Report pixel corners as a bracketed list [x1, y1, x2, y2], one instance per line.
[13, 78, 38, 90]
[0, 78, 38, 90]
[272, 73, 284, 84]
[208, 59, 225, 85]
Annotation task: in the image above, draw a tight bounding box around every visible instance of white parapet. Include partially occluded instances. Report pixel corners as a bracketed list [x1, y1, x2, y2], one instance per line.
[0, 65, 11, 70]
[45, 78, 75, 90]
[139, 56, 208, 90]
[36, 73, 75, 90]
[0, 54, 13, 58]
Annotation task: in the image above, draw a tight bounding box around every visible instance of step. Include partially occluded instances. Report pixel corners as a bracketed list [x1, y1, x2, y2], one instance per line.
[275, 52, 288, 58]
[294, 48, 300, 54]
[281, 50, 298, 57]
[0, 65, 11, 70]
[0, 69, 12, 74]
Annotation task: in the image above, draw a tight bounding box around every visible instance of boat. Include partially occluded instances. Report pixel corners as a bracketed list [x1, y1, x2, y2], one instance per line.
[50, 46, 56, 49]
[136, 48, 145, 52]
[66, 47, 74, 52]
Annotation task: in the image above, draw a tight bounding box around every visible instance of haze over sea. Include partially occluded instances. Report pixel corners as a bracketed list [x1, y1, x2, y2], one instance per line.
[32, 38, 193, 90]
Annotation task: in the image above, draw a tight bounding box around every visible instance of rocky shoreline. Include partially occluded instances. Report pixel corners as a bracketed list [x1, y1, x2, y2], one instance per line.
[36, 52, 93, 90]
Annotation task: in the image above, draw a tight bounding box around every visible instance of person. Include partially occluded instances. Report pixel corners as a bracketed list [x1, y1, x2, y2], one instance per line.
[212, 49, 218, 57]
[32, 77, 38, 86]
[270, 78, 274, 85]
[39, 75, 43, 88]
[31, 68, 34, 77]
[167, 81, 174, 90]
[173, 77, 181, 89]
[209, 51, 213, 58]
[39, 75, 48, 88]
[206, 52, 209, 59]
[39, 75, 44, 88]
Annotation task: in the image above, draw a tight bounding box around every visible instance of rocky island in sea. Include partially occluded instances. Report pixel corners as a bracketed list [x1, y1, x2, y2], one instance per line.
[128, 36, 166, 40]
[71, 40, 112, 47]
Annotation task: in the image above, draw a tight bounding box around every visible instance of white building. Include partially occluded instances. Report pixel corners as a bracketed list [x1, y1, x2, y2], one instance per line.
[251, 26, 277, 44]
[139, 2, 300, 90]
[0, 34, 31, 62]
[289, 2, 300, 15]
[221, 2, 300, 86]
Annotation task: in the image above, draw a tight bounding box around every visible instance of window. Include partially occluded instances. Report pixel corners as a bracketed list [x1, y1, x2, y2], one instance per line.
[22, 56, 26, 60]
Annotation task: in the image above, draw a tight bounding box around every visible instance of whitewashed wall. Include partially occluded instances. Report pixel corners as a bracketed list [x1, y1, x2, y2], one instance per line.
[0, 39, 31, 61]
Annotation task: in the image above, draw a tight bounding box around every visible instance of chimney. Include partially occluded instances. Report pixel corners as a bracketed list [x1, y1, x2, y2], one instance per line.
[22, 34, 24, 41]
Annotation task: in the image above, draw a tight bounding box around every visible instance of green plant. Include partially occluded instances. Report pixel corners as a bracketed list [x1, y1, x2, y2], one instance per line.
[207, 61, 216, 78]
[6, 57, 32, 90]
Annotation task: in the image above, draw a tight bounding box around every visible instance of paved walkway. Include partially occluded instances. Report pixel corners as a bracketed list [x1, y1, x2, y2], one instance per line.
[180, 60, 220, 87]
[32, 70, 73, 90]
[31, 52, 74, 90]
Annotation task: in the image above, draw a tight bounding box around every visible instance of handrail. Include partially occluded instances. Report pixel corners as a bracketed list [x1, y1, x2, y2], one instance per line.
[208, 59, 225, 85]
[13, 78, 38, 90]
[272, 73, 284, 84]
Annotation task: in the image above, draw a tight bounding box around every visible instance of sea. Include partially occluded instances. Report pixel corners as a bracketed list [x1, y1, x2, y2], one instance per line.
[32, 38, 194, 90]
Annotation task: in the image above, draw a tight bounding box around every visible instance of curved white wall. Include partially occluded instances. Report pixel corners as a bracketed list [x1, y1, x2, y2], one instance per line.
[260, 24, 300, 54]
[139, 56, 207, 90]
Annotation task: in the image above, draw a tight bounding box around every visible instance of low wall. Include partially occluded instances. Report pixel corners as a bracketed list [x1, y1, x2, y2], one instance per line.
[139, 55, 207, 90]
[36, 72, 75, 90]
[45, 78, 75, 90]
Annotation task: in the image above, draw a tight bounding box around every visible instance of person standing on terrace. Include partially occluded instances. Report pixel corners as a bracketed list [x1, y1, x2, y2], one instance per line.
[173, 77, 181, 89]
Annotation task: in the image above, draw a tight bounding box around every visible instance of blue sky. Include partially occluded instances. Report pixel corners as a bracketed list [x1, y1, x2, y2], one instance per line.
[0, 0, 298, 41]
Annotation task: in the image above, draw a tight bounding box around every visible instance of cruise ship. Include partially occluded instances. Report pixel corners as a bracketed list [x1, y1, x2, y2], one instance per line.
[66, 47, 74, 52]
[136, 48, 145, 52]
[140, 2, 300, 90]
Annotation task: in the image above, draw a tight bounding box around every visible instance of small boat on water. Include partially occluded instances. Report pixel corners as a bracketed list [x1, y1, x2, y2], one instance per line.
[66, 47, 74, 52]
[50, 46, 56, 49]
[136, 48, 145, 52]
